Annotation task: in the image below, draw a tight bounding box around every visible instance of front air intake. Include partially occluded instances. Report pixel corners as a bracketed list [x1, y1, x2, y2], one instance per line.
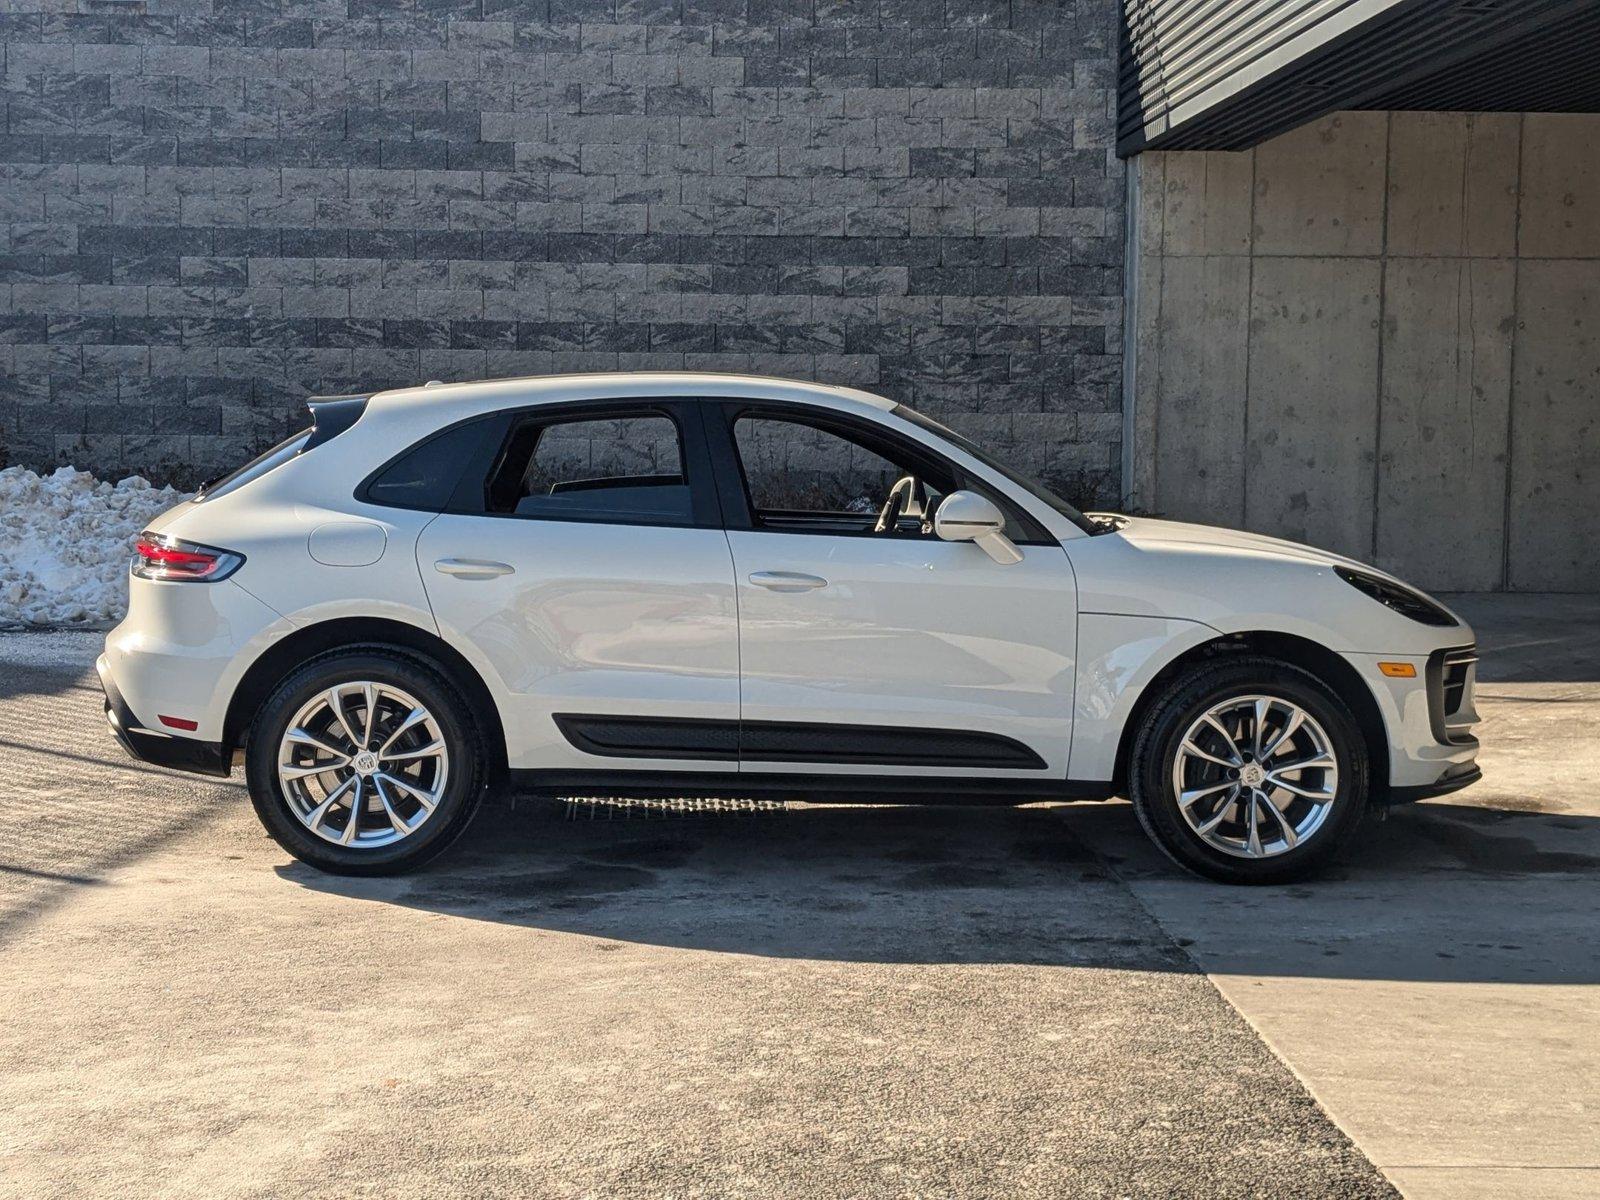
[1427, 646, 1480, 745]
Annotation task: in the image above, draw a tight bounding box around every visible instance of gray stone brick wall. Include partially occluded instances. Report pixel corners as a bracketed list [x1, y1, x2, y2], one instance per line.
[0, 0, 1125, 504]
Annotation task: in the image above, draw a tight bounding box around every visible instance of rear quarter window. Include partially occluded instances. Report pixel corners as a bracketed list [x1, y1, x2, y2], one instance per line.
[361, 417, 505, 512]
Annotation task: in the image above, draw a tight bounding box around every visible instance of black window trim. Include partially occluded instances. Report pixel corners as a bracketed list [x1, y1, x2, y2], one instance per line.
[357, 393, 1057, 545]
[703, 399, 1057, 546]
[356, 398, 723, 530]
[354, 410, 510, 514]
[460, 397, 722, 530]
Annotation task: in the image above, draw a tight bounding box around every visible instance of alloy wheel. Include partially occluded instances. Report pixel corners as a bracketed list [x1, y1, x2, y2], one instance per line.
[1169, 694, 1339, 859]
[277, 682, 450, 849]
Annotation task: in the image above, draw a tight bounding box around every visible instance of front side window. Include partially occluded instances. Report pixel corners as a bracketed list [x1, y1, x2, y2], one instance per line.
[732, 415, 950, 537]
[485, 411, 694, 525]
[893, 403, 1098, 535]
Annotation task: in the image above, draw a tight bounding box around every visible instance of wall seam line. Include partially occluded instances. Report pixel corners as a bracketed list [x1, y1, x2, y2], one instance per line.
[1150, 158, 1168, 516]
[1370, 112, 1392, 565]
[1121, 155, 1143, 509]
[1240, 144, 1258, 530]
[1501, 112, 1527, 593]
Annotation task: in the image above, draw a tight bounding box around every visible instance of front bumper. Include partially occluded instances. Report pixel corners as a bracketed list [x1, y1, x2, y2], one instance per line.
[98, 655, 232, 778]
[1347, 642, 1481, 799]
[1389, 761, 1483, 804]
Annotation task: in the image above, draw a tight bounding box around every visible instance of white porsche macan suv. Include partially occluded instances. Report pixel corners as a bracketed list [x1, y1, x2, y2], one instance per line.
[98, 373, 1481, 884]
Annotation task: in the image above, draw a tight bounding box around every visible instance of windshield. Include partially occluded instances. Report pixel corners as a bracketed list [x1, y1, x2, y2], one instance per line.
[892, 404, 1100, 535]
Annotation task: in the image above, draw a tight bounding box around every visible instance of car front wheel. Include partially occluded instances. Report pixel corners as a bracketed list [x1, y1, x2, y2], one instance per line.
[245, 647, 487, 875]
[1128, 656, 1370, 884]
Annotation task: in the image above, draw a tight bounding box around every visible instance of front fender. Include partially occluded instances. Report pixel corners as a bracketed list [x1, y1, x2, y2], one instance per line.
[1067, 525, 1469, 657]
[1067, 613, 1220, 782]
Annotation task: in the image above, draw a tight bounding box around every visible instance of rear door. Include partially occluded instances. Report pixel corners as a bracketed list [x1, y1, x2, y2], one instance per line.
[416, 400, 741, 775]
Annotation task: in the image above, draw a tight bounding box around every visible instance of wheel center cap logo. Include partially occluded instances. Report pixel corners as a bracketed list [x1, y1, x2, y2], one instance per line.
[353, 751, 379, 775]
[1240, 763, 1266, 787]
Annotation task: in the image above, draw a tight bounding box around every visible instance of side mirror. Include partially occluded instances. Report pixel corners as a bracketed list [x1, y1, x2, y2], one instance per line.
[933, 491, 1023, 565]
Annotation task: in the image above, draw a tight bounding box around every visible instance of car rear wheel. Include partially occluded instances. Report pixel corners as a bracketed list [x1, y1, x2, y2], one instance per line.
[1128, 656, 1370, 884]
[245, 648, 487, 875]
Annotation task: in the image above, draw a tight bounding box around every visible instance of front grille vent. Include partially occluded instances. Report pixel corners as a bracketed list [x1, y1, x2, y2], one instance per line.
[1433, 646, 1479, 745]
[1442, 651, 1475, 718]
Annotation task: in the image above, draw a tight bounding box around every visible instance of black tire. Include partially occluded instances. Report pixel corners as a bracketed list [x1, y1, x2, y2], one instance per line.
[245, 647, 488, 876]
[1128, 655, 1370, 884]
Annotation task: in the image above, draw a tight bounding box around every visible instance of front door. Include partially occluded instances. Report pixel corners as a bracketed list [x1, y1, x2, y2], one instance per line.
[710, 405, 1079, 779]
[417, 401, 740, 774]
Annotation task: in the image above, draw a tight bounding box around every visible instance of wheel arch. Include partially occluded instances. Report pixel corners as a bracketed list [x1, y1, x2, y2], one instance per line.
[1111, 631, 1389, 799]
[222, 616, 508, 784]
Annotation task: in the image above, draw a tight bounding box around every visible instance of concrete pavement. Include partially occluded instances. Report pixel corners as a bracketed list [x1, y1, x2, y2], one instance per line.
[0, 640, 1387, 1199]
[1075, 593, 1600, 1198]
[0, 594, 1595, 1197]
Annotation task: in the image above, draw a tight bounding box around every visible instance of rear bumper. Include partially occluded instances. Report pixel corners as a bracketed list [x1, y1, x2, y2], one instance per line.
[98, 655, 232, 778]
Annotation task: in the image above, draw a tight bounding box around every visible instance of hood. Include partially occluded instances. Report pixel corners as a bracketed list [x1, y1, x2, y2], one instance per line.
[1109, 515, 1386, 576]
[1066, 514, 1468, 652]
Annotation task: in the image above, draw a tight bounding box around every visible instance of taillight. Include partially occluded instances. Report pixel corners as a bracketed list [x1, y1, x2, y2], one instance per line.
[132, 534, 244, 582]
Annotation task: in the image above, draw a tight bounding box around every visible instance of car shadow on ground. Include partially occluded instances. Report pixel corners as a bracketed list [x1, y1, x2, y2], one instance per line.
[278, 792, 1600, 985]
[281, 798, 1193, 974]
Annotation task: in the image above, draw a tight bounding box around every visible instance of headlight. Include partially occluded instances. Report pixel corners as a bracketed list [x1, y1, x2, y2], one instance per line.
[1335, 567, 1456, 627]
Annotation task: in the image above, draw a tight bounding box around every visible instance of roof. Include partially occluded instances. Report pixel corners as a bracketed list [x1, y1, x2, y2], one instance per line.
[365, 372, 897, 418]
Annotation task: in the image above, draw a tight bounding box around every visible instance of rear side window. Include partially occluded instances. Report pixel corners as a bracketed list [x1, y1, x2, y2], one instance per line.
[364, 417, 501, 511]
[485, 412, 694, 525]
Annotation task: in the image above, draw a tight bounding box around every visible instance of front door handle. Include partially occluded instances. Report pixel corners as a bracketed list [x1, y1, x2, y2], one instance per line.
[748, 570, 827, 593]
[434, 558, 515, 579]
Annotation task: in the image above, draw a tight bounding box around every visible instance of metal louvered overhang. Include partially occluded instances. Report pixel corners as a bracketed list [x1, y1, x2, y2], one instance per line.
[1120, 0, 1600, 154]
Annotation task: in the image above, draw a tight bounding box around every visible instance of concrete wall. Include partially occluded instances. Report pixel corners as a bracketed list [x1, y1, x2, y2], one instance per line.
[0, 0, 1126, 503]
[1130, 111, 1600, 592]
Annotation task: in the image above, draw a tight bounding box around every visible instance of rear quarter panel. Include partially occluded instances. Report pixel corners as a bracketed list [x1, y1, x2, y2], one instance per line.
[149, 456, 444, 640]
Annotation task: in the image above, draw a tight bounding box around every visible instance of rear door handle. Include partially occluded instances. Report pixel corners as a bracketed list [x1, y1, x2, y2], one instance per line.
[748, 570, 827, 593]
[434, 558, 515, 579]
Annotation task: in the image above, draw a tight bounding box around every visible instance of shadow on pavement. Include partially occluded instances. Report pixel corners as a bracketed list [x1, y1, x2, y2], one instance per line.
[282, 799, 1193, 973]
[0, 657, 244, 947]
[279, 792, 1600, 985]
[0, 665, 104, 705]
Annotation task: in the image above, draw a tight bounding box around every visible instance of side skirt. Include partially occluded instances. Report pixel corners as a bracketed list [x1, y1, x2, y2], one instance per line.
[508, 769, 1118, 805]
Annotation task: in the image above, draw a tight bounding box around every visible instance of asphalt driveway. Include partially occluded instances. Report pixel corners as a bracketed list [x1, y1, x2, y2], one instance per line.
[0, 595, 1595, 1198]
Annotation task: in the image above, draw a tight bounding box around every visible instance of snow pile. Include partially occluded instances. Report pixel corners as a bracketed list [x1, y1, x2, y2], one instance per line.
[0, 466, 190, 628]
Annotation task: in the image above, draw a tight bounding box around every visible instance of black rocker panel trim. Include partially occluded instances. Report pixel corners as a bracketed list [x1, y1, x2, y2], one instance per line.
[742, 720, 1045, 768]
[553, 714, 1047, 770]
[554, 714, 739, 761]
